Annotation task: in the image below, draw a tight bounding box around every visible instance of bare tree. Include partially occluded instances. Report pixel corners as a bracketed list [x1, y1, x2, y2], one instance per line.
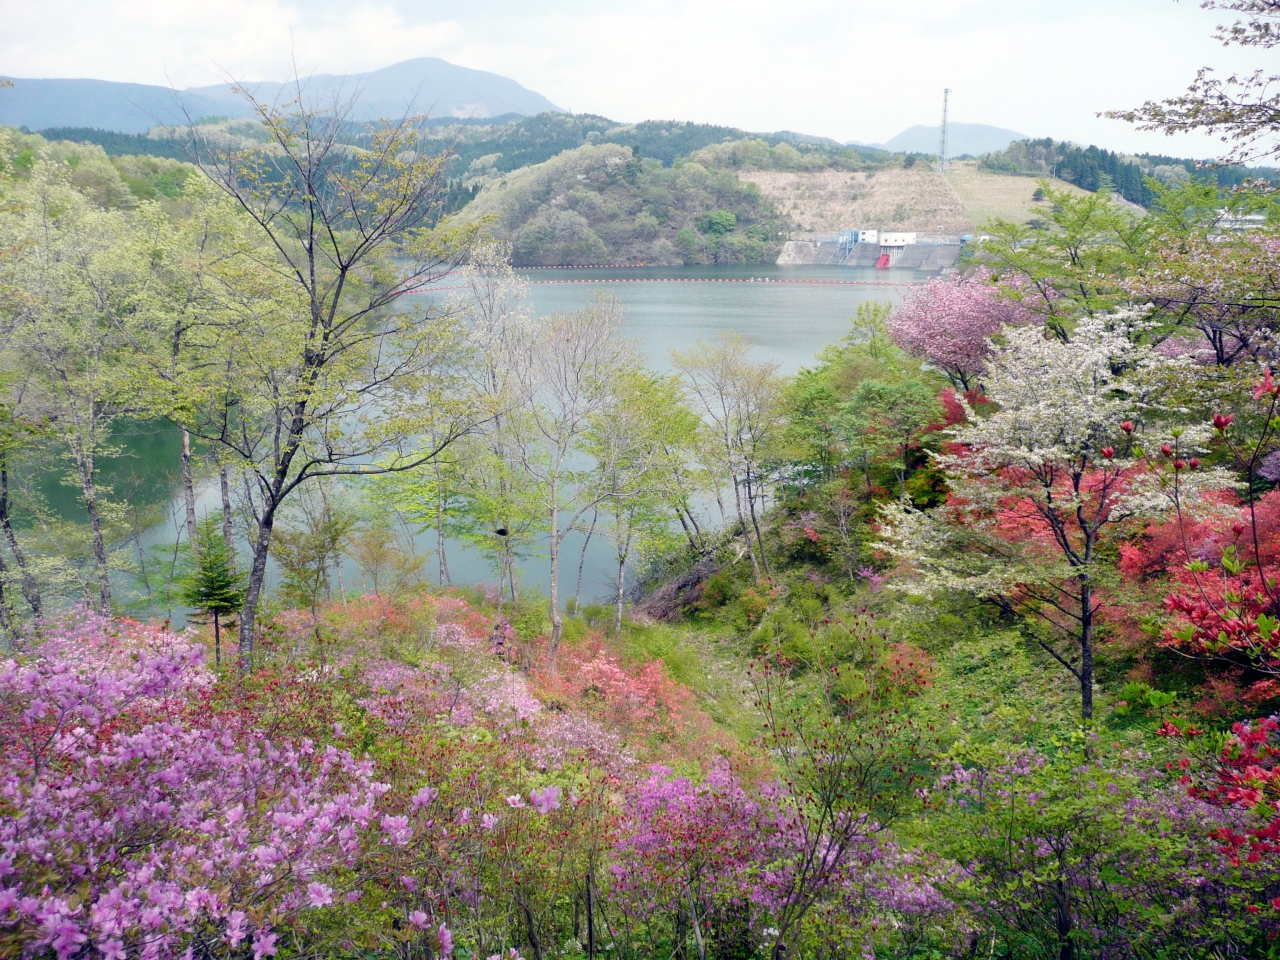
[1107, 0, 1280, 164]
[185, 84, 478, 670]
[506, 293, 641, 656]
[672, 334, 782, 579]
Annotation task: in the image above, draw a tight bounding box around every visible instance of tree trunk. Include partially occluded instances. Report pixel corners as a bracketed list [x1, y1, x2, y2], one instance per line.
[507, 541, 519, 604]
[615, 551, 627, 637]
[548, 492, 563, 655]
[574, 509, 598, 611]
[219, 462, 236, 572]
[0, 463, 40, 618]
[732, 478, 760, 577]
[744, 472, 770, 577]
[134, 532, 152, 606]
[1055, 878, 1075, 960]
[435, 461, 451, 586]
[585, 872, 596, 960]
[687, 888, 706, 960]
[180, 426, 198, 543]
[238, 510, 276, 673]
[683, 506, 707, 553]
[75, 450, 111, 612]
[213, 610, 221, 669]
[1079, 575, 1094, 721]
[676, 509, 700, 554]
[518, 896, 544, 960]
[0, 548, 15, 652]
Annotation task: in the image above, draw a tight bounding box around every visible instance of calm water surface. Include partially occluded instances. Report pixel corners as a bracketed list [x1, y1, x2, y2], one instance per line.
[116, 266, 927, 611]
[507, 264, 926, 373]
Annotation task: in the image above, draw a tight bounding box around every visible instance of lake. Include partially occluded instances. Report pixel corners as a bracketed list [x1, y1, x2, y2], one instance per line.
[507, 263, 928, 374]
[104, 265, 931, 614]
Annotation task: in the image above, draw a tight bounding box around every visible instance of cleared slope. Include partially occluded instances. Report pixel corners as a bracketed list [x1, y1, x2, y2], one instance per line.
[742, 161, 1093, 235]
[739, 167, 971, 234]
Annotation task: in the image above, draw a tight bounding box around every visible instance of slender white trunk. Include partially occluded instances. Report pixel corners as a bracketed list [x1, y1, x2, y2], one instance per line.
[732, 477, 760, 577]
[180, 427, 198, 543]
[436, 462, 451, 586]
[574, 509, 598, 611]
[73, 443, 111, 611]
[219, 463, 236, 574]
[548, 480, 562, 655]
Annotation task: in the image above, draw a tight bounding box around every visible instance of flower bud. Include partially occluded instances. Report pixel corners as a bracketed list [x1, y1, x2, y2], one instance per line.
[1213, 413, 1234, 432]
[1160, 444, 1173, 458]
[1101, 447, 1115, 459]
[1188, 458, 1201, 469]
[1120, 421, 1134, 433]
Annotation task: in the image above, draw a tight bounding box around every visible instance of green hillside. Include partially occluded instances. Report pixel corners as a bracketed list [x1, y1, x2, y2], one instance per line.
[458, 142, 786, 265]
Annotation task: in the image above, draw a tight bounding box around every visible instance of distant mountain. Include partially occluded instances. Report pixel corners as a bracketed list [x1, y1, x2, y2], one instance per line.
[186, 59, 563, 125]
[0, 58, 563, 134]
[875, 123, 1031, 157]
[0, 79, 237, 133]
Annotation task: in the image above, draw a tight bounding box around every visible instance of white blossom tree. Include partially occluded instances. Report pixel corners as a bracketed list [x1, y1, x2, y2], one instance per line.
[878, 313, 1233, 720]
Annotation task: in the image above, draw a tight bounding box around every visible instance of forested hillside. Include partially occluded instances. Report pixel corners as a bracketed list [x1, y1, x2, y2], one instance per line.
[459, 143, 787, 265]
[982, 137, 1279, 206]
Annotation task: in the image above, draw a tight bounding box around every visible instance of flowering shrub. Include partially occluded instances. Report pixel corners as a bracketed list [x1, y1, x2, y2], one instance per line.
[931, 740, 1280, 956]
[0, 613, 386, 960]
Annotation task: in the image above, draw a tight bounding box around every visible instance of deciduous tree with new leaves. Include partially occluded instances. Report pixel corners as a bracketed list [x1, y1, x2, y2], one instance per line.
[1107, 0, 1280, 165]
[185, 89, 480, 670]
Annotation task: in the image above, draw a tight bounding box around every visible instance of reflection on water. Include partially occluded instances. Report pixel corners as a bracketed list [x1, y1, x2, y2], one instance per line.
[65, 266, 926, 613]
[496, 263, 925, 374]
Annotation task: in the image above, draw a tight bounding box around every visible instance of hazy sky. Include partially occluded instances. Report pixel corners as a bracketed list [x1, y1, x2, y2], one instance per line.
[0, 0, 1266, 156]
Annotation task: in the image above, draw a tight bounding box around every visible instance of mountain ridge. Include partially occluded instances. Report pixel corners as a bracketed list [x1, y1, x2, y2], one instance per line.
[0, 58, 563, 133]
[850, 122, 1031, 157]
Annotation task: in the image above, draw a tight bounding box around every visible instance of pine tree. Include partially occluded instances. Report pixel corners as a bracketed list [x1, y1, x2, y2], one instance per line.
[180, 518, 245, 668]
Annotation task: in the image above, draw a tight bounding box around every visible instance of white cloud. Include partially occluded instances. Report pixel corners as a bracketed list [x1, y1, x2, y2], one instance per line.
[0, 0, 1265, 156]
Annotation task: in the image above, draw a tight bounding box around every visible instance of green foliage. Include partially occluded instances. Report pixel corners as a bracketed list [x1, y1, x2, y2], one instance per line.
[179, 517, 245, 667]
[180, 517, 244, 617]
[696, 208, 737, 236]
[460, 144, 784, 265]
[971, 182, 1149, 327]
[272, 495, 357, 612]
[980, 136, 1277, 205]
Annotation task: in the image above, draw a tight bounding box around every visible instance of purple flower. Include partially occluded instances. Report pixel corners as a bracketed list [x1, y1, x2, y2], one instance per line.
[412, 786, 438, 809]
[306, 883, 333, 908]
[252, 930, 278, 960]
[1259, 450, 1280, 483]
[530, 786, 562, 814]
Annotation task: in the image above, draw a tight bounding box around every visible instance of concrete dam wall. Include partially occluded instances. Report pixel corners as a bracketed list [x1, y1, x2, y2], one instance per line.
[777, 240, 961, 271]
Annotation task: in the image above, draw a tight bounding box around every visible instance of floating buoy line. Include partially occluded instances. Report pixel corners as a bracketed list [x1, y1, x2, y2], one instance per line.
[411, 275, 922, 294]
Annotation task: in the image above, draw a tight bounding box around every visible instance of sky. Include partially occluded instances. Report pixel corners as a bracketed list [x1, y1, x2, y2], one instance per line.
[0, 0, 1267, 156]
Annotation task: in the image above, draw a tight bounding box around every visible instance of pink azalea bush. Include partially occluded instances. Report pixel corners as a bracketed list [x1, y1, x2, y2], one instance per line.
[0, 611, 387, 960]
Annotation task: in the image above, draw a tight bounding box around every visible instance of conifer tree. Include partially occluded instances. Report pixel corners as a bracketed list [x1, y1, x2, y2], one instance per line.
[180, 518, 245, 668]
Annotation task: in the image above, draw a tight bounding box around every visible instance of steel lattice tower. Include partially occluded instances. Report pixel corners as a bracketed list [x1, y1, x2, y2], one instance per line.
[938, 88, 951, 173]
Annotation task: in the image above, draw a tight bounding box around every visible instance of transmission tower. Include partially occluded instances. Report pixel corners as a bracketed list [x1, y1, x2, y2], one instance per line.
[938, 88, 951, 173]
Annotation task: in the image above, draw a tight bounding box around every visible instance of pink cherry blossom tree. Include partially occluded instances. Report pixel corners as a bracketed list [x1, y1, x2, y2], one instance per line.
[887, 270, 1035, 391]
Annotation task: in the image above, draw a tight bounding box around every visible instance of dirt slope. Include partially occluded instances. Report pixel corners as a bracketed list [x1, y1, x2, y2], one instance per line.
[741, 161, 1095, 235]
[740, 167, 971, 234]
